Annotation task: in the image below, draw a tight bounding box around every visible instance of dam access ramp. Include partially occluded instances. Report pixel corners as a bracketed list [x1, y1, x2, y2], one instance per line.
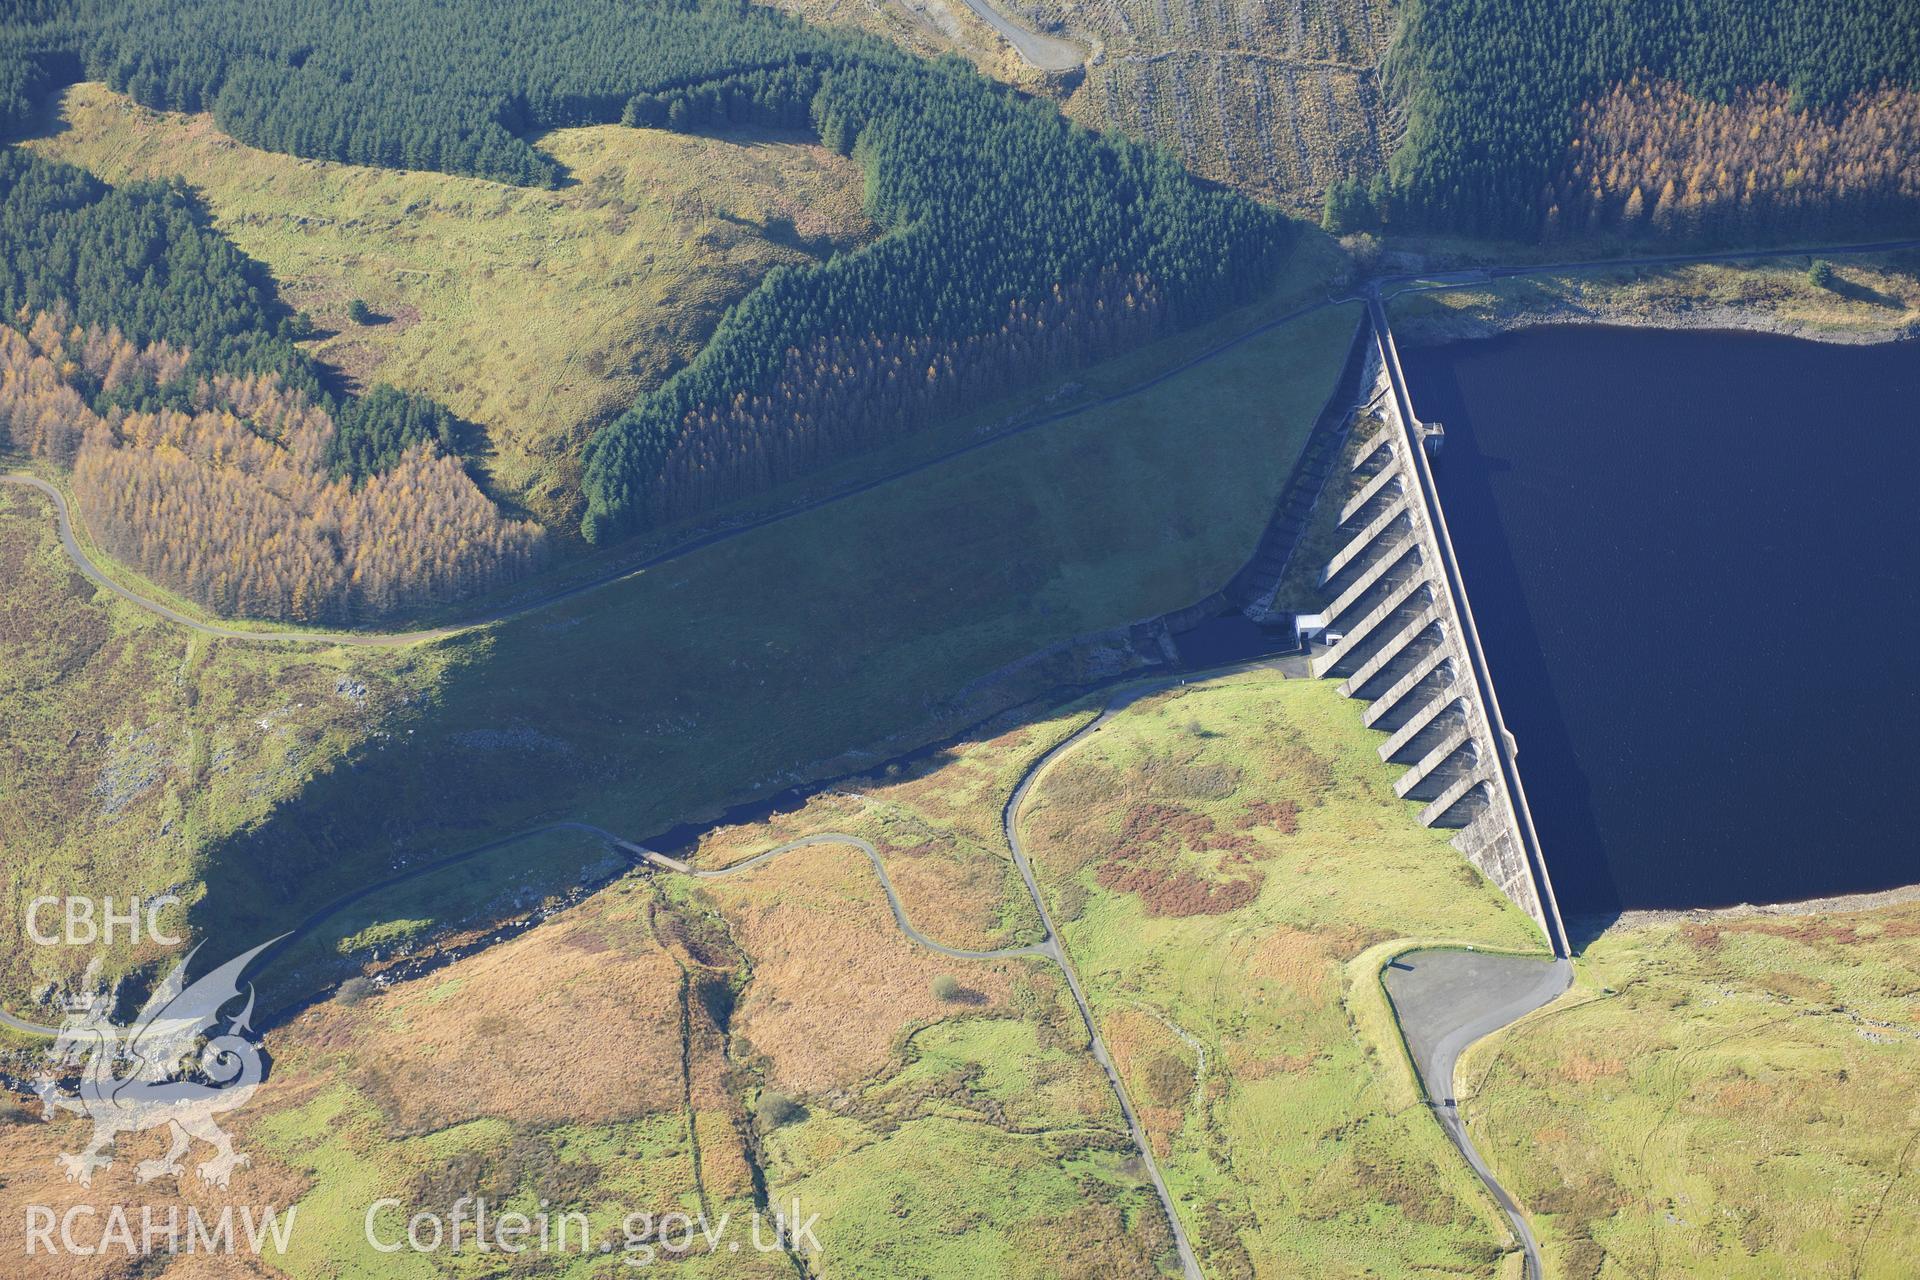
[1306, 299, 1570, 955]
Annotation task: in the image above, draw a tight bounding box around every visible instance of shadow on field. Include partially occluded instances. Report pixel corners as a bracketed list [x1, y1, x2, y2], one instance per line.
[180, 297, 1365, 1003]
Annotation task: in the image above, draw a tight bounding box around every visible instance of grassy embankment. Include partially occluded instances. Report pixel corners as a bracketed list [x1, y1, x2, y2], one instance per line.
[1462, 906, 1920, 1278]
[2, 213, 1362, 1006]
[178, 295, 1364, 970]
[26, 82, 873, 529]
[1387, 253, 1920, 344]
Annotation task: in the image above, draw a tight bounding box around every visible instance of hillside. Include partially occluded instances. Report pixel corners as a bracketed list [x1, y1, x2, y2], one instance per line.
[0, 481, 447, 1007]
[1057, 0, 1395, 214]
[0, 663, 1544, 1276]
[27, 83, 873, 530]
[1465, 902, 1920, 1275]
[1, 0, 1300, 544]
[782, 0, 1400, 217]
[0, 289, 1361, 1005]
[1385, 0, 1920, 239]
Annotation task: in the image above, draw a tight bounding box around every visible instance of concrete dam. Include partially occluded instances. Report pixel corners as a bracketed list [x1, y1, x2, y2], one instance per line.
[1301, 302, 1570, 955]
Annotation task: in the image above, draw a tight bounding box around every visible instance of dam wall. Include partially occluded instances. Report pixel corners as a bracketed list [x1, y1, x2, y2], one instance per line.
[1310, 304, 1570, 954]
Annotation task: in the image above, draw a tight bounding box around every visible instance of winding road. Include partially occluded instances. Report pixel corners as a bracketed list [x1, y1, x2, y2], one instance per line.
[1385, 950, 1573, 1280]
[682, 685, 1203, 1278]
[0, 1006, 59, 1037]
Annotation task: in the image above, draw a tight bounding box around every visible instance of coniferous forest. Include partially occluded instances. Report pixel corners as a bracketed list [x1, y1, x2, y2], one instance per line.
[1386, 0, 1920, 238]
[7, 0, 1911, 573]
[1546, 80, 1920, 243]
[0, 147, 461, 483]
[2, 0, 1295, 541]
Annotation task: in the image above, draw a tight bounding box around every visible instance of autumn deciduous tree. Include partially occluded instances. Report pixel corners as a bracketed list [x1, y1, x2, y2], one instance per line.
[1390, 0, 1920, 236]
[2, 312, 545, 623]
[1544, 81, 1920, 241]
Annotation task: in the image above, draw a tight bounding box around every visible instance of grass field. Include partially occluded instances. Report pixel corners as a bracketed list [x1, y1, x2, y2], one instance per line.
[1462, 905, 1920, 1279]
[182, 299, 1365, 961]
[26, 83, 871, 528]
[1, 218, 1357, 1013]
[684, 665, 1555, 1275]
[1016, 670, 1546, 1276]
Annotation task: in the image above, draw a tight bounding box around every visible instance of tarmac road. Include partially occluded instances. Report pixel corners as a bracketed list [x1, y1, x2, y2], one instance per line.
[952, 0, 1085, 70]
[1385, 948, 1573, 1280]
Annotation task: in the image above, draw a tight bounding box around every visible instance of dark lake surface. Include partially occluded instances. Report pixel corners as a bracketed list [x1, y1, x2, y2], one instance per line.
[1401, 325, 1920, 917]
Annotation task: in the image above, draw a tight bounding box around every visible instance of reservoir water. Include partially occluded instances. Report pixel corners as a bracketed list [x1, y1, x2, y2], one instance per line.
[1400, 325, 1920, 918]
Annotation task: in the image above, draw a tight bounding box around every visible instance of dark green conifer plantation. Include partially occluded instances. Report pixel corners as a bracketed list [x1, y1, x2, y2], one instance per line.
[1389, 0, 1920, 237]
[3, 0, 1297, 538]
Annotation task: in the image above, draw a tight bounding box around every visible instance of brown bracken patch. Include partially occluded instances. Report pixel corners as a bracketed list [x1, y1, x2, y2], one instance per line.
[1096, 855, 1260, 917]
[1102, 1009, 1189, 1160]
[1733, 918, 1869, 947]
[1236, 798, 1300, 835]
[1116, 802, 1257, 858]
[1086, 802, 1266, 918]
[1712, 1079, 1776, 1110]
[1679, 923, 1724, 952]
[1244, 926, 1336, 1006]
[293, 900, 690, 1135]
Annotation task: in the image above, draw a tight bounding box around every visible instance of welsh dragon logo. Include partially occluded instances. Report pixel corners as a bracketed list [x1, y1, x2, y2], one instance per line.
[33, 939, 281, 1189]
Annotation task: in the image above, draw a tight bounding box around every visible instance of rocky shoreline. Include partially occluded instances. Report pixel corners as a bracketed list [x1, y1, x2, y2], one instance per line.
[1599, 880, 1920, 934]
[1392, 289, 1920, 348]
